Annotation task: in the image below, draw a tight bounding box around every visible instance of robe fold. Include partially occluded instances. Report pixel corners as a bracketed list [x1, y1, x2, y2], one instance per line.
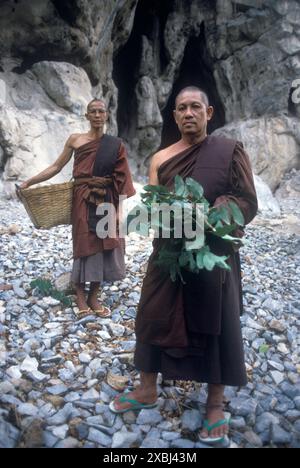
[134, 135, 258, 386]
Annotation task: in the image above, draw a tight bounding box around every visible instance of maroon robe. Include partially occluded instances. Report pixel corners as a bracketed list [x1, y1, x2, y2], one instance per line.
[134, 136, 258, 386]
[72, 137, 135, 259]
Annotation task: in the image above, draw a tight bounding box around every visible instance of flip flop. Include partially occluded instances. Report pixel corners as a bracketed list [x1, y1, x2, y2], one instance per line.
[109, 395, 157, 414]
[75, 308, 92, 319]
[198, 412, 231, 444]
[92, 305, 111, 318]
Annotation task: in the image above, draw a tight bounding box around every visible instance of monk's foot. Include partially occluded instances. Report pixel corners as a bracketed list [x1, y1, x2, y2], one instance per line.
[87, 299, 111, 318]
[199, 404, 230, 441]
[110, 388, 157, 413]
[75, 296, 89, 311]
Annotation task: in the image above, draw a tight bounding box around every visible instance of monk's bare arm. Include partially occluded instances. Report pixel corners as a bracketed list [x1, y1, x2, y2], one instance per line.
[20, 135, 76, 188]
[148, 152, 162, 186]
[148, 142, 183, 186]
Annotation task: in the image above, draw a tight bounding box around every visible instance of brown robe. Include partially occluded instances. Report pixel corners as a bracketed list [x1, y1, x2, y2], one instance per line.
[72, 137, 135, 259]
[134, 136, 258, 386]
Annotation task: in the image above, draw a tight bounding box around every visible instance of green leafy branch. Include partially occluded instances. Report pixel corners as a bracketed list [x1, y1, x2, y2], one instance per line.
[128, 176, 245, 282]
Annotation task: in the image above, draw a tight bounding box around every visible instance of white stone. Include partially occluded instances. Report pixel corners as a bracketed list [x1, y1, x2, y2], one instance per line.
[0, 381, 14, 395]
[277, 343, 289, 355]
[108, 323, 125, 337]
[81, 388, 99, 401]
[112, 431, 139, 448]
[20, 356, 39, 373]
[7, 366, 22, 379]
[18, 403, 38, 416]
[254, 175, 281, 216]
[98, 330, 111, 340]
[28, 370, 50, 383]
[78, 353, 92, 364]
[89, 358, 102, 371]
[52, 424, 69, 439]
[270, 371, 285, 385]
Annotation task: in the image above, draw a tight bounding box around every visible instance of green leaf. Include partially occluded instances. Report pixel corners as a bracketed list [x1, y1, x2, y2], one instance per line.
[196, 250, 205, 269]
[185, 235, 205, 251]
[207, 209, 223, 226]
[143, 184, 170, 194]
[221, 234, 244, 244]
[188, 253, 197, 271]
[174, 175, 188, 197]
[259, 344, 269, 354]
[202, 251, 230, 271]
[203, 252, 216, 271]
[214, 256, 231, 270]
[178, 251, 191, 267]
[213, 224, 237, 237]
[185, 177, 204, 200]
[218, 206, 231, 225]
[228, 201, 245, 226]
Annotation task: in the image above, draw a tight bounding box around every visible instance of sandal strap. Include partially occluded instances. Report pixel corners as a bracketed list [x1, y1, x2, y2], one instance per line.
[203, 417, 230, 432]
[119, 396, 140, 404]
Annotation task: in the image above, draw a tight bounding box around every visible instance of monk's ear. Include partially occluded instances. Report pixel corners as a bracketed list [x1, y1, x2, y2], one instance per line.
[85, 112, 89, 120]
[173, 109, 178, 125]
[206, 106, 214, 121]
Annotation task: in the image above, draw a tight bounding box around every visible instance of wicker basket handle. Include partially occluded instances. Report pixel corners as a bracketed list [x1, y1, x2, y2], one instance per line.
[15, 183, 21, 200]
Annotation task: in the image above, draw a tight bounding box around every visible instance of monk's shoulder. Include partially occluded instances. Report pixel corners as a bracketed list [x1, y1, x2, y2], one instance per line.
[153, 142, 182, 169]
[66, 133, 83, 148]
[151, 148, 166, 166]
[152, 143, 176, 162]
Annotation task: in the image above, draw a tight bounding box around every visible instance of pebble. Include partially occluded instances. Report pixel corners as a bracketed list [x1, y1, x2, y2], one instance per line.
[0, 181, 299, 448]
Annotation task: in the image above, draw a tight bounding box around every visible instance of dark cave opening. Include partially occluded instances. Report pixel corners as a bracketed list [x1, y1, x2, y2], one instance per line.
[288, 84, 300, 117]
[113, 1, 225, 154]
[112, 0, 174, 141]
[11, 51, 86, 76]
[11, 0, 82, 75]
[160, 27, 226, 149]
[51, 0, 80, 27]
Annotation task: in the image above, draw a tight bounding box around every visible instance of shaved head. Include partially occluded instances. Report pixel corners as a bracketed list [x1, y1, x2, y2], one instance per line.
[175, 87, 209, 108]
[87, 98, 106, 111]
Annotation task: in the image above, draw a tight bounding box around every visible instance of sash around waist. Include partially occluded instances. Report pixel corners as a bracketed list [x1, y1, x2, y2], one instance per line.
[73, 177, 113, 206]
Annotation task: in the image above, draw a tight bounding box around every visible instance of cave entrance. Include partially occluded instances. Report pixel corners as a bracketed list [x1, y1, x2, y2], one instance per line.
[160, 27, 226, 149]
[112, 0, 174, 143]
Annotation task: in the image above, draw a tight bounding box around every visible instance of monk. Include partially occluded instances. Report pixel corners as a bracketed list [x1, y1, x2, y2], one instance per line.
[20, 99, 135, 318]
[109, 87, 258, 445]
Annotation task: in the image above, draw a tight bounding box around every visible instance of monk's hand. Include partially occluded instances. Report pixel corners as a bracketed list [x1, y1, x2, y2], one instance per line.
[19, 181, 30, 189]
[213, 195, 245, 251]
[213, 195, 228, 209]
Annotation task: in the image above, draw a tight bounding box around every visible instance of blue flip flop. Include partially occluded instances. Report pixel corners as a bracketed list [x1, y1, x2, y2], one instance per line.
[109, 395, 157, 414]
[198, 412, 231, 444]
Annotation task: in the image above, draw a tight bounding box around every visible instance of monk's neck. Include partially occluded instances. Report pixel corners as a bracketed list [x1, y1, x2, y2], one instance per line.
[88, 130, 104, 139]
[181, 133, 207, 147]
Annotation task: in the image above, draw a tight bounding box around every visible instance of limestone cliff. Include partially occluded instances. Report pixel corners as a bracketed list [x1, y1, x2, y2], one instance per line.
[0, 0, 299, 198]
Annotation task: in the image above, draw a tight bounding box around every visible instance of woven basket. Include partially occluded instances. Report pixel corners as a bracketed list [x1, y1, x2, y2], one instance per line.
[17, 181, 74, 229]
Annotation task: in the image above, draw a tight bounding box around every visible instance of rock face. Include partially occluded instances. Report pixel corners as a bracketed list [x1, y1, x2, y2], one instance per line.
[253, 175, 281, 217]
[0, 63, 89, 197]
[0, 0, 299, 196]
[213, 116, 300, 191]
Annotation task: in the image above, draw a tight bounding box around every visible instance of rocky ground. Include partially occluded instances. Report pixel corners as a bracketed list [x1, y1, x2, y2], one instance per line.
[0, 174, 300, 449]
